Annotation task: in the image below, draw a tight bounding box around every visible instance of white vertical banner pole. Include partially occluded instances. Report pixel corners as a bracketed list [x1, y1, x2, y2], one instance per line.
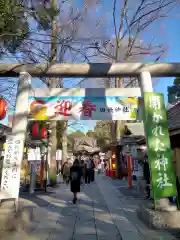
[0, 72, 31, 209]
[12, 72, 31, 137]
[137, 71, 153, 121]
[139, 71, 153, 93]
[139, 71, 153, 199]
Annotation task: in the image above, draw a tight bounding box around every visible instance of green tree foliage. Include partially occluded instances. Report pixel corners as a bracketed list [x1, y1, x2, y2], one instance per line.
[94, 121, 111, 148]
[0, 0, 29, 53]
[0, 0, 58, 55]
[86, 130, 96, 137]
[173, 77, 180, 85]
[94, 121, 111, 139]
[30, 0, 59, 30]
[96, 136, 111, 148]
[68, 130, 85, 139]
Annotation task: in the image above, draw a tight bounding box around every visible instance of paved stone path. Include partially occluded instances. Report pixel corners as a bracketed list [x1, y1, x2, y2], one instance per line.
[97, 176, 176, 240]
[1, 175, 176, 240]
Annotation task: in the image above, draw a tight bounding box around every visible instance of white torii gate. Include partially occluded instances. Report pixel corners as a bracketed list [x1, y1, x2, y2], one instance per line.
[0, 62, 178, 208]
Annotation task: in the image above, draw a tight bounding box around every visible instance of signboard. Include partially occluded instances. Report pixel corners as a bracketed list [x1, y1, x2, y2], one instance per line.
[0, 135, 24, 199]
[144, 92, 177, 199]
[28, 88, 140, 121]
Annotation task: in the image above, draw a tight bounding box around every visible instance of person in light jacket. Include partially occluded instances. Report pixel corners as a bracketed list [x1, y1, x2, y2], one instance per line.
[61, 160, 72, 184]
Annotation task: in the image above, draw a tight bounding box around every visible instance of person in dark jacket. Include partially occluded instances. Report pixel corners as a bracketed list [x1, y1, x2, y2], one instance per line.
[84, 158, 92, 184]
[90, 157, 95, 182]
[70, 159, 82, 204]
[80, 159, 85, 182]
[143, 158, 151, 199]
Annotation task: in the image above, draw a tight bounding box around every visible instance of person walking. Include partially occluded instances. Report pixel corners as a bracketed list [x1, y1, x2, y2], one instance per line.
[90, 157, 95, 182]
[80, 159, 85, 182]
[104, 161, 107, 171]
[143, 157, 151, 199]
[61, 160, 71, 184]
[70, 159, 82, 204]
[97, 161, 101, 174]
[101, 160, 104, 173]
[85, 158, 91, 184]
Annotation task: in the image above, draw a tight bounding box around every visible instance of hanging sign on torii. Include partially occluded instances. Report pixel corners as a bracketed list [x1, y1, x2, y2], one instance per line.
[28, 88, 141, 121]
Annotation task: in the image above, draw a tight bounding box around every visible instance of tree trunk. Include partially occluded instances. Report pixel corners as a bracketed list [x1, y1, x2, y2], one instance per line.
[48, 0, 57, 185]
[58, 73, 68, 166]
[49, 120, 57, 185]
[62, 121, 68, 165]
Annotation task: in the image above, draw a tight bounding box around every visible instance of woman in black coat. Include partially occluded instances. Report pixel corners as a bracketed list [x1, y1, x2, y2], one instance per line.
[70, 159, 82, 204]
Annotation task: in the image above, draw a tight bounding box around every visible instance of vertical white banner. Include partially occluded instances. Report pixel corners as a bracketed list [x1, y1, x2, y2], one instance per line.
[0, 135, 24, 199]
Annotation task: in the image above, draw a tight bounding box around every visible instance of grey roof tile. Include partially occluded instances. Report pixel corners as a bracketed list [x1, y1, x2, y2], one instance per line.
[167, 102, 180, 130]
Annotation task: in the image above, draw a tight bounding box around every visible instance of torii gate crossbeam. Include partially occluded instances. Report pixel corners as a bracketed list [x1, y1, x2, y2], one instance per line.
[0, 62, 180, 77]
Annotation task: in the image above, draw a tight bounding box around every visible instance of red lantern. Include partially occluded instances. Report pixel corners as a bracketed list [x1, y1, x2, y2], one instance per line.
[0, 98, 7, 120]
[41, 127, 47, 139]
[32, 122, 39, 137]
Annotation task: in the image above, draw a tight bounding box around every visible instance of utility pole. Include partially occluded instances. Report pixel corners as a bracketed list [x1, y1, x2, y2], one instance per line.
[48, 0, 58, 185]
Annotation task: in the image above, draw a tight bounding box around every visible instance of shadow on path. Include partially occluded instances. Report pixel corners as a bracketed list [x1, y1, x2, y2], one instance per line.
[3, 178, 122, 240]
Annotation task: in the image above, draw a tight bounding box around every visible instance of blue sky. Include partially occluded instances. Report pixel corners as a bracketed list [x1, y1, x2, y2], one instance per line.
[153, 16, 180, 100]
[2, 1, 180, 133]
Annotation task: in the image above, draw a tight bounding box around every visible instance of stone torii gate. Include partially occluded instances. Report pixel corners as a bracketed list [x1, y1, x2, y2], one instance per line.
[2, 62, 179, 148]
[0, 62, 179, 209]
